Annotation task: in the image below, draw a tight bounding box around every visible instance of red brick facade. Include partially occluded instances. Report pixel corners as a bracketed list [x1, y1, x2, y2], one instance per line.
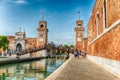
[26, 38, 37, 49]
[74, 20, 88, 51]
[87, 0, 120, 61]
[0, 37, 37, 53]
[37, 21, 48, 47]
[0, 20, 48, 53]
[7, 36, 15, 51]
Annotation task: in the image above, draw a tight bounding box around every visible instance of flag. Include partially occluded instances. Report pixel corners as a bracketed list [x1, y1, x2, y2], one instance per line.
[77, 10, 80, 14]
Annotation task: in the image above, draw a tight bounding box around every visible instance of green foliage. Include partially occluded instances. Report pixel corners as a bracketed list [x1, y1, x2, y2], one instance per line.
[63, 44, 68, 48]
[70, 45, 74, 48]
[0, 36, 9, 51]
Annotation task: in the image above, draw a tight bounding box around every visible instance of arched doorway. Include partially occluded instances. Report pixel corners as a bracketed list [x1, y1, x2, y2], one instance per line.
[16, 43, 22, 53]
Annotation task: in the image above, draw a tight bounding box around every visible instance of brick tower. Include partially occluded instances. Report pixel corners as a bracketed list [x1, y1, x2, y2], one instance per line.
[74, 20, 84, 51]
[37, 20, 48, 47]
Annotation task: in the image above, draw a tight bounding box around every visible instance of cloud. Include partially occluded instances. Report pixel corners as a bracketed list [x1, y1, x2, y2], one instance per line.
[12, 0, 28, 4]
[49, 32, 75, 45]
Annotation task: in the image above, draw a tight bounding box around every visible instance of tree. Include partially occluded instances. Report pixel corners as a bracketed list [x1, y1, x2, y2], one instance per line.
[63, 44, 68, 48]
[0, 36, 9, 51]
[70, 45, 74, 48]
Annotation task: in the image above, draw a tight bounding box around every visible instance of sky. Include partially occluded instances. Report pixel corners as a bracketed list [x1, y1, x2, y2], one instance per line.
[0, 0, 95, 45]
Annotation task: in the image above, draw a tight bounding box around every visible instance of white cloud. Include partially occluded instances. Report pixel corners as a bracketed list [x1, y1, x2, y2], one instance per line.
[12, 0, 28, 4]
[49, 32, 75, 45]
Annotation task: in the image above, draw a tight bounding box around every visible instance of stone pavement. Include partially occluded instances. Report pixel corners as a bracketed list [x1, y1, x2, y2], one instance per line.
[55, 56, 120, 80]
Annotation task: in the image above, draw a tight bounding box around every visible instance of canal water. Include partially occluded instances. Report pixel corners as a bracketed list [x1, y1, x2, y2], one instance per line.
[0, 56, 67, 80]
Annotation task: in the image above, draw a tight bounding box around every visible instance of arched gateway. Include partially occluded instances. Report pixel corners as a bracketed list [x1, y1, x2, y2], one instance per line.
[14, 29, 26, 53]
[16, 43, 22, 52]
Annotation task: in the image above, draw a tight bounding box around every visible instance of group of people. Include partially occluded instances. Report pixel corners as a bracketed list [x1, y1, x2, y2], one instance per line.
[0, 51, 12, 57]
[74, 49, 87, 59]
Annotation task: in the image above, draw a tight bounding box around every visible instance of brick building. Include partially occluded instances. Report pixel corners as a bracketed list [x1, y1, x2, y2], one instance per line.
[87, 0, 120, 76]
[0, 20, 48, 54]
[74, 20, 88, 51]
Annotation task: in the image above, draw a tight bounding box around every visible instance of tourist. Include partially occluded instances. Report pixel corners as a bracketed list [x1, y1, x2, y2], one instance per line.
[84, 51, 87, 57]
[74, 49, 77, 58]
[78, 50, 81, 59]
[16, 52, 20, 60]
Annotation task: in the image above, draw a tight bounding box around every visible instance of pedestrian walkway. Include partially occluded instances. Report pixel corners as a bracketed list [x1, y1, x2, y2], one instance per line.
[55, 56, 120, 80]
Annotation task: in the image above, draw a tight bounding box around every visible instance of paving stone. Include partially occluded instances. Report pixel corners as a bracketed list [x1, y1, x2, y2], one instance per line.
[55, 57, 120, 80]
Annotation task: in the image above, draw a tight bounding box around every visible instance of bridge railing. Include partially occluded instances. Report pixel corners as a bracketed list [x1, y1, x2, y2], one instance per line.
[18, 45, 46, 55]
[17, 44, 74, 56]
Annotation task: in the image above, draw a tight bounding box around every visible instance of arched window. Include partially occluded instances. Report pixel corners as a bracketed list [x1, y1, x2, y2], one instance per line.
[78, 24, 81, 28]
[103, 0, 107, 28]
[96, 13, 99, 36]
[89, 27, 92, 42]
[41, 24, 44, 28]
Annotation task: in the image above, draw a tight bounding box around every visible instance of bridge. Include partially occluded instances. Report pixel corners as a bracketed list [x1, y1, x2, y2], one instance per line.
[17, 44, 74, 57]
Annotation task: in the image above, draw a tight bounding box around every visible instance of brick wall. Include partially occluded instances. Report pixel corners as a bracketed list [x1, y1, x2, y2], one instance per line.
[7, 36, 15, 51]
[88, 24, 120, 61]
[87, 0, 120, 61]
[26, 38, 37, 49]
[84, 38, 88, 51]
[107, 0, 120, 27]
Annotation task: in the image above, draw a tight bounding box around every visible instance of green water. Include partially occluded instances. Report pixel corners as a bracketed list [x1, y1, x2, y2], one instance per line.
[0, 57, 67, 80]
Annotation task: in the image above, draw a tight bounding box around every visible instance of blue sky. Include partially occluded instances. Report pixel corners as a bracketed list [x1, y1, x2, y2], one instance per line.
[0, 0, 95, 45]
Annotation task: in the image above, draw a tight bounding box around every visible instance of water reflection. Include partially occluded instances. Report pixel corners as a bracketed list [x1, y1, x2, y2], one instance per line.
[0, 56, 67, 80]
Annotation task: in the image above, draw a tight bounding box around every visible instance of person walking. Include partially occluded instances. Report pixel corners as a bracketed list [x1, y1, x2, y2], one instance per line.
[84, 51, 87, 57]
[78, 50, 81, 59]
[76, 49, 79, 59]
[74, 49, 77, 58]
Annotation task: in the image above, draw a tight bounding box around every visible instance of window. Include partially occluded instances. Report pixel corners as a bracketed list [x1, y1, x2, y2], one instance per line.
[103, 0, 107, 28]
[41, 24, 44, 28]
[89, 27, 92, 42]
[40, 34, 43, 37]
[78, 24, 81, 28]
[96, 13, 99, 36]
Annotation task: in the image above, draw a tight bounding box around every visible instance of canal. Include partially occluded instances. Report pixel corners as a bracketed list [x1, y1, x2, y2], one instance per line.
[0, 56, 67, 80]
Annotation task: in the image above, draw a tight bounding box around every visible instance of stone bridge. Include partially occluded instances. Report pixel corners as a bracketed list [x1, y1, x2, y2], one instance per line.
[17, 44, 75, 58]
